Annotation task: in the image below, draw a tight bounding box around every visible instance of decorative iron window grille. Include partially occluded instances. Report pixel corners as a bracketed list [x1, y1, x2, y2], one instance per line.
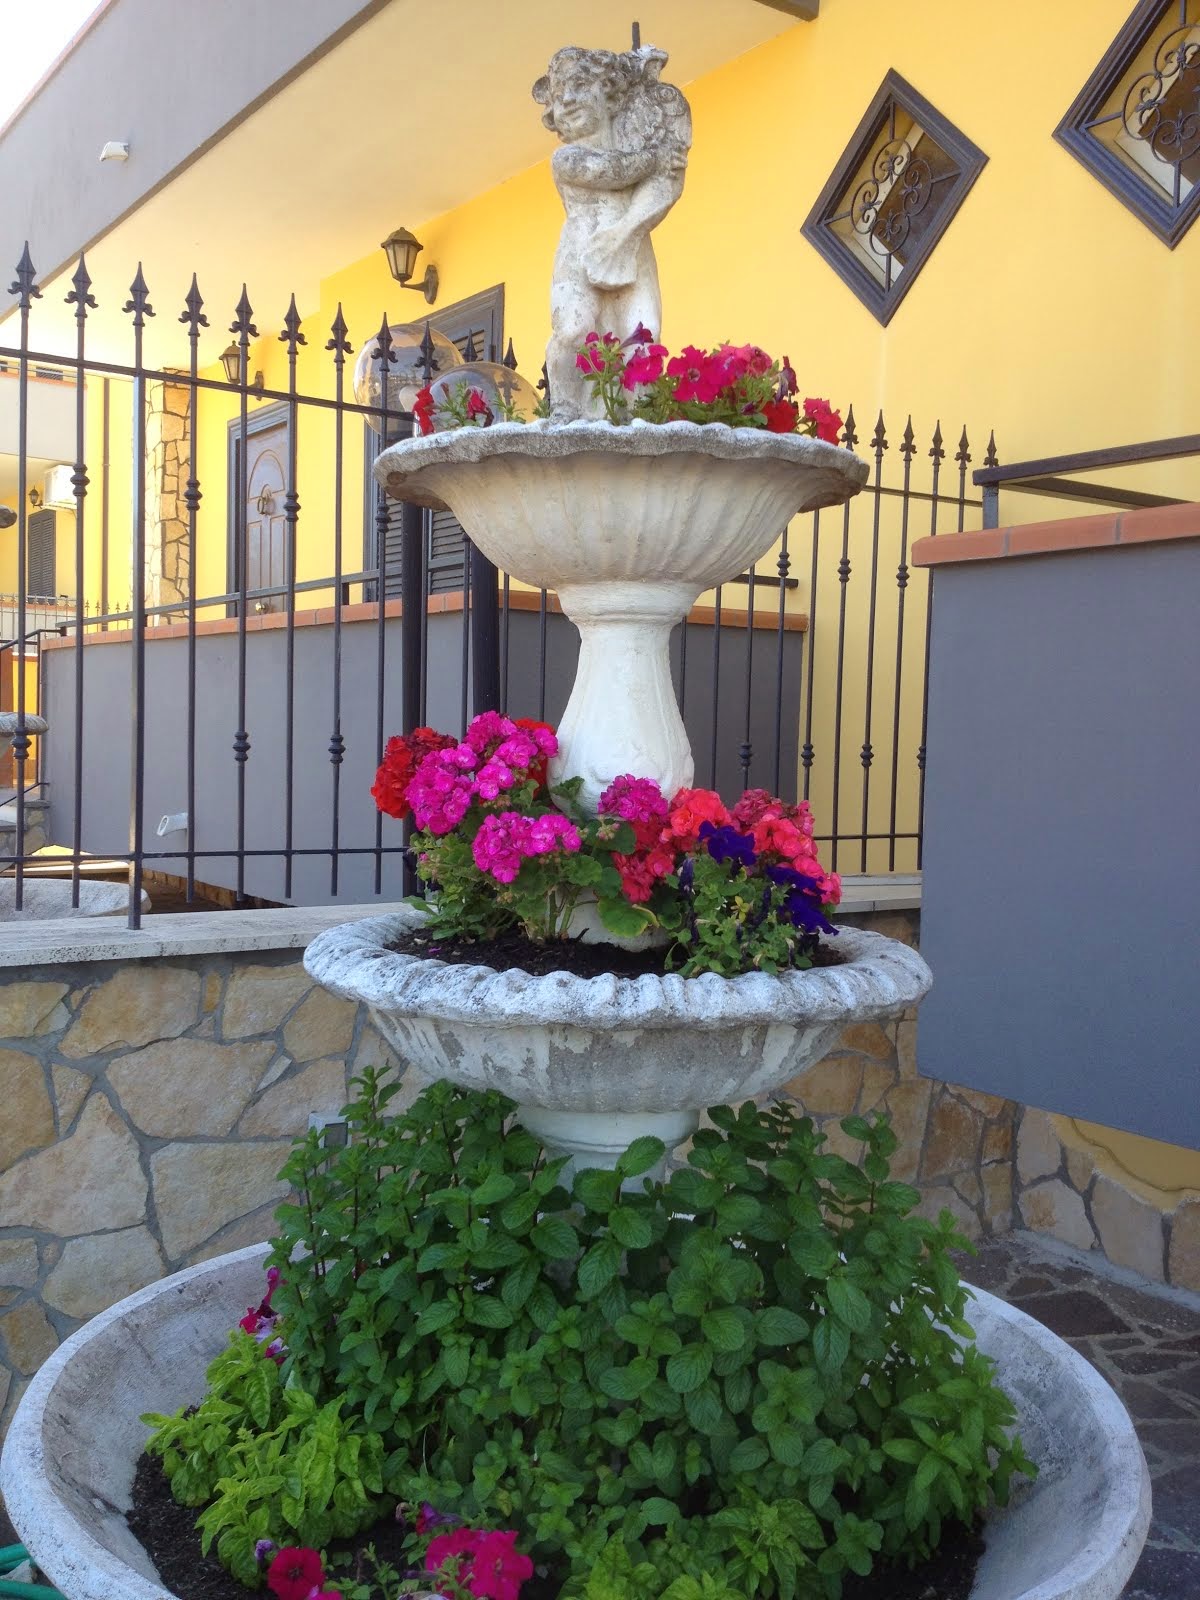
[1056, 0, 1200, 247]
[801, 71, 987, 326]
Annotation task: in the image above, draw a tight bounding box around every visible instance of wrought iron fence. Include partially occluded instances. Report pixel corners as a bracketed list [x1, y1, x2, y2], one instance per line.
[0, 246, 992, 924]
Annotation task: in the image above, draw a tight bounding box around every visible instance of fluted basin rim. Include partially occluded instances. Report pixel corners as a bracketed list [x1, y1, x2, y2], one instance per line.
[304, 910, 931, 1033]
[375, 418, 869, 511]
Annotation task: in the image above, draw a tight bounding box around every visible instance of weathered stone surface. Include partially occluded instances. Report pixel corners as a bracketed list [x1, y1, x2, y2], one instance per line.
[1065, 1143, 1095, 1194]
[1091, 1176, 1165, 1281]
[894, 1018, 917, 1076]
[151, 1140, 291, 1260]
[1168, 1198, 1200, 1293]
[922, 1091, 984, 1181]
[0, 1095, 146, 1235]
[836, 1021, 893, 1060]
[282, 988, 356, 1063]
[202, 973, 222, 1014]
[981, 1161, 1014, 1231]
[0, 1299, 57, 1373]
[254, 1054, 292, 1093]
[881, 1078, 933, 1183]
[60, 966, 200, 1057]
[1020, 1178, 1096, 1250]
[42, 1227, 165, 1320]
[0, 981, 69, 1038]
[221, 964, 312, 1040]
[857, 1061, 895, 1110]
[108, 1037, 274, 1137]
[0, 1050, 55, 1170]
[239, 1057, 347, 1137]
[186, 1202, 280, 1266]
[953, 1170, 983, 1209]
[51, 1065, 92, 1131]
[0, 1240, 38, 1290]
[916, 1184, 979, 1237]
[949, 1084, 1009, 1118]
[982, 1116, 1015, 1163]
[1017, 1108, 1062, 1185]
[783, 1054, 861, 1116]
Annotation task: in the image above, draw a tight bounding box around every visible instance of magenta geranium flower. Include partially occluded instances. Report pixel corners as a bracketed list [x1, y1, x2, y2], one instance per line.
[667, 346, 727, 405]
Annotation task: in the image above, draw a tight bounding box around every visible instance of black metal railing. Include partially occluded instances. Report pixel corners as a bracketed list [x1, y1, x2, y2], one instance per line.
[0, 246, 992, 924]
[975, 433, 1200, 527]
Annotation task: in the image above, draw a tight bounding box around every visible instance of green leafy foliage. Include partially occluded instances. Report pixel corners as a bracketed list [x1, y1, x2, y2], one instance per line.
[155, 1071, 1034, 1598]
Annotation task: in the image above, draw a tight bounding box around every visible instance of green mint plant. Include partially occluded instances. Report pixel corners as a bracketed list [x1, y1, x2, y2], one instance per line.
[221, 1070, 1036, 1599]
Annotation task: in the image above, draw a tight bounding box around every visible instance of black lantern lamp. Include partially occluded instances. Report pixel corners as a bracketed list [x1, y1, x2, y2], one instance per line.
[381, 227, 439, 305]
[220, 342, 264, 396]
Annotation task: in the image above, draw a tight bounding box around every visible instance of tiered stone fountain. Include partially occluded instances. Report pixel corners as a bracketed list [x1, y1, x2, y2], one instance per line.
[0, 38, 1149, 1600]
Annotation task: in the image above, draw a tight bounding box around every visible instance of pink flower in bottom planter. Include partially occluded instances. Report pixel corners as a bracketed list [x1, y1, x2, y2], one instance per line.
[426, 1528, 533, 1600]
[266, 1547, 325, 1600]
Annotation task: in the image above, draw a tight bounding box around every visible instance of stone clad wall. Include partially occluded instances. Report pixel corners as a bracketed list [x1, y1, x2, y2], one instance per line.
[0, 948, 407, 1443]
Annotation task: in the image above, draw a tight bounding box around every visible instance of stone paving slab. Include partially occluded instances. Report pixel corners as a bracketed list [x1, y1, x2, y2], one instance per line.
[961, 1231, 1200, 1600]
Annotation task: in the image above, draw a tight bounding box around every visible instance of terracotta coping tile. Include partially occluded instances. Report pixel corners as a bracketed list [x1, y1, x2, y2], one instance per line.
[912, 502, 1199, 568]
[42, 588, 806, 650]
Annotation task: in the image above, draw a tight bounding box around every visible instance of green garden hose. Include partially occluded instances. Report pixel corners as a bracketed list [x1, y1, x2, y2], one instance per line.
[0, 1545, 67, 1599]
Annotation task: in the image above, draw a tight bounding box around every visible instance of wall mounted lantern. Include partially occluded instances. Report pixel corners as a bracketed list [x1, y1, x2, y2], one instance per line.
[381, 227, 439, 304]
[220, 342, 265, 396]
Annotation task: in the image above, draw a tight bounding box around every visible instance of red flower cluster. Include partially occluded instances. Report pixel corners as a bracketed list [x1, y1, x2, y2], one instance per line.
[266, 1547, 339, 1600]
[426, 1528, 534, 1600]
[370, 726, 458, 820]
[413, 385, 436, 436]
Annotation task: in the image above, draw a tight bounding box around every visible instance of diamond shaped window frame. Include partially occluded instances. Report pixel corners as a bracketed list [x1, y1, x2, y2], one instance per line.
[1055, 0, 1200, 248]
[801, 70, 987, 327]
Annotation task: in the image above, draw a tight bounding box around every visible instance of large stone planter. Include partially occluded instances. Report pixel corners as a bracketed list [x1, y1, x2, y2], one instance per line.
[304, 909, 931, 1173]
[0, 1243, 1150, 1600]
[375, 421, 867, 809]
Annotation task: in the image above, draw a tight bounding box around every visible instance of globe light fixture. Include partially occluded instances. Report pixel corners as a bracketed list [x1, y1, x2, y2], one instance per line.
[381, 227, 439, 305]
[353, 322, 464, 433]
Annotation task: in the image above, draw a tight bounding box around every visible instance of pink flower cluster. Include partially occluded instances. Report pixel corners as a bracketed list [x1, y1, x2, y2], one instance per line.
[264, 1546, 339, 1600]
[426, 1528, 534, 1600]
[732, 788, 840, 903]
[598, 775, 675, 903]
[472, 810, 582, 883]
[406, 714, 558, 834]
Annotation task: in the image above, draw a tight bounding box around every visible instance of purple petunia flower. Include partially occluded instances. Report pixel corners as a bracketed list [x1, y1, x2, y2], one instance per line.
[699, 821, 758, 870]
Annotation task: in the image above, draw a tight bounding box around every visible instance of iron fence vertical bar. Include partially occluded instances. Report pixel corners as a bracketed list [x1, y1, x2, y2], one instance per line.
[281, 296, 306, 900]
[740, 564, 756, 788]
[800, 509, 820, 801]
[887, 419, 915, 871]
[326, 306, 351, 896]
[125, 265, 154, 927]
[956, 427, 971, 531]
[230, 286, 256, 906]
[916, 422, 945, 870]
[371, 318, 394, 896]
[772, 526, 791, 796]
[8, 247, 39, 909]
[460, 539, 471, 733]
[708, 584, 723, 787]
[858, 413, 888, 874]
[829, 406, 858, 870]
[180, 276, 207, 903]
[66, 256, 95, 908]
[500, 571, 511, 714]
[470, 340, 504, 718]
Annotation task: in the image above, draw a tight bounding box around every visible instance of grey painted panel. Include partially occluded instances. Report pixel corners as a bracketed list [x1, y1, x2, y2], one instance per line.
[41, 610, 802, 909]
[918, 541, 1200, 1149]
[0, 0, 381, 290]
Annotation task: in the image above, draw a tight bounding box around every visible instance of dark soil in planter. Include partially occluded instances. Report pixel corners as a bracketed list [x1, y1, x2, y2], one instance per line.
[129, 1451, 983, 1600]
[389, 928, 845, 980]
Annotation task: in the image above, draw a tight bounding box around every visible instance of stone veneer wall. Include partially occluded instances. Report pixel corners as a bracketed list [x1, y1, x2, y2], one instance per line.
[0, 906, 1026, 1446]
[0, 947, 408, 1443]
[1015, 1108, 1200, 1294]
[144, 376, 192, 618]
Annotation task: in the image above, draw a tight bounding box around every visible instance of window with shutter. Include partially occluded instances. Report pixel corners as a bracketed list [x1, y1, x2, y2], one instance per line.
[363, 285, 504, 601]
[27, 509, 57, 598]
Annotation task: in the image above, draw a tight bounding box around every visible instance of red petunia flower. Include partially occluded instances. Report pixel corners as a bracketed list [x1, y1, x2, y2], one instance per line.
[667, 346, 727, 405]
[762, 397, 799, 434]
[803, 396, 843, 445]
[426, 1529, 533, 1600]
[266, 1547, 325, 1600]
[412, 385, 436, 436]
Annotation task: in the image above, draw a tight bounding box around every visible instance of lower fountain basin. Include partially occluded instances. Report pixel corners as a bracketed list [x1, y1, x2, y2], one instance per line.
[0, 1243, 1150, 1600]
[0, 878, 148, 921]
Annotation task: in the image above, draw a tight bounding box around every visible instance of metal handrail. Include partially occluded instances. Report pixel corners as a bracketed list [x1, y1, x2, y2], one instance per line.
[974, 433, 1200, 527]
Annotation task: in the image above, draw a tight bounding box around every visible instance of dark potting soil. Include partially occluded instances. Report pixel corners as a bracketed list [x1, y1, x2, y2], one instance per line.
[129, 1450, 983, 1600]
[389, 927, 846, 980]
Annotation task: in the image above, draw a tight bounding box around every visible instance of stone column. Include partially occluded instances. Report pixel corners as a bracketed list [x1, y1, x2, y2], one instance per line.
[144, 377, 191, 621]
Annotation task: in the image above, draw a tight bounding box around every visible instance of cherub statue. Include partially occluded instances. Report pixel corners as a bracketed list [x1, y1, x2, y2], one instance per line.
[533, 43, 692, 421]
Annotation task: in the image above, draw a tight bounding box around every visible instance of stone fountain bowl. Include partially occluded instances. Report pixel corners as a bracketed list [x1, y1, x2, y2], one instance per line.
[0, 878, 148, 921]
[0, 1243, 1150, 1600]
[374, 419, 868, 592]
[304, 910, 930, 1167]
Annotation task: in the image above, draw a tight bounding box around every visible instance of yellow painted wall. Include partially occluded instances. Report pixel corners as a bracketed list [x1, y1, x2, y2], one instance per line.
[1054, 1115, 1200, 1209]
